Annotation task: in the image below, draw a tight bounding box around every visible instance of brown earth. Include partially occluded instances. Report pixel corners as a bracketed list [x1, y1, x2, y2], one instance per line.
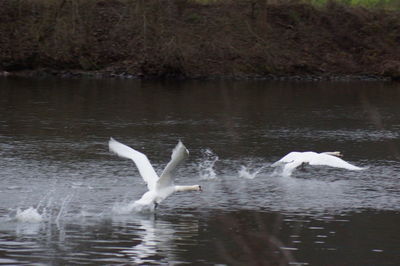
[0, 0, 399, 80]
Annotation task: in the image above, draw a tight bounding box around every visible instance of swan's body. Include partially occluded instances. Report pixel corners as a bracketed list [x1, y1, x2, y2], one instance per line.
[109, 138, 201, 212]
[272, 151, 363, 176]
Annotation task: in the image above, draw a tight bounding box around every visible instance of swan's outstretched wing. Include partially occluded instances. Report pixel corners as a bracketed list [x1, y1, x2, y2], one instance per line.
[271, 152, 303, 167]
[157, 141, 189, 189]
[310, 153, 363, 170]
[109, 138, 159, 190]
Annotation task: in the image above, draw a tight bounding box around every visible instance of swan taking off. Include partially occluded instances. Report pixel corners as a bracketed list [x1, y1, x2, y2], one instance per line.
[109, 138, 202, 212]
[271, 151, 364, 176]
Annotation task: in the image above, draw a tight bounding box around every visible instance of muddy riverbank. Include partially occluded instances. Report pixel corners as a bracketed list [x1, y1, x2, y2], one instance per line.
[1, 0, 399, 80]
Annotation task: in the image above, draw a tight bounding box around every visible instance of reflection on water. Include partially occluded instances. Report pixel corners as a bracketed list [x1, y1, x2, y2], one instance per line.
[0, 77, 399, 264]
[4, 209, 398, 265]
[119, 215, 199, 264]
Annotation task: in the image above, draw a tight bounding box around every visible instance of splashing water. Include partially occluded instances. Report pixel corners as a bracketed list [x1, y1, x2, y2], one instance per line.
[112, 201, 155, 214]
[270, 162, 296, 177]
[198, 149, 219, 180]
[112, 202, 136, 214]
[56, 194, 74, 225]
[238, 165, 266, 179]
[15, 207, 43, 223]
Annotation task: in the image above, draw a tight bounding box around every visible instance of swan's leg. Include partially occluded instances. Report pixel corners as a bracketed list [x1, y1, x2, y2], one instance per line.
[299, 162, 307, 171]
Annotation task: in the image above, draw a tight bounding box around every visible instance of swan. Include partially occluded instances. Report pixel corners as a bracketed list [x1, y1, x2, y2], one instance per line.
[271, 151, 363, 176]
[109, 138, 202, 212]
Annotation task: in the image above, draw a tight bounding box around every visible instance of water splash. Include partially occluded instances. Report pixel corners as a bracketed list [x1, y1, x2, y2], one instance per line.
[112, 202, 136, 214]
[198, 149, 219, 180]
[15, 207, 43, 223]
[56, 194, 74, 226]
[271, 164, 295, 177]
[112, 201, 155, 214]
[238, 165, 266, 179]
[12, 192, 57, 224]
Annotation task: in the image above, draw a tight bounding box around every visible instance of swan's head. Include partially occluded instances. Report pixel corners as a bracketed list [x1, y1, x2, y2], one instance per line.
[189, 185, 202, 192]
[323, 151, 343, 157]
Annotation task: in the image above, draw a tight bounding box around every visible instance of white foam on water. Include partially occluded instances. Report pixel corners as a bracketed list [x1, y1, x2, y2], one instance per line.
[112, 202, 136, 214]
[15, 207, 43, 223]
[112, 201, 154, 214]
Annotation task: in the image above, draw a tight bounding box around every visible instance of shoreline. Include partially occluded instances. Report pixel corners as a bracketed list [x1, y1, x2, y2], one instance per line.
[0, 69, 392, 82]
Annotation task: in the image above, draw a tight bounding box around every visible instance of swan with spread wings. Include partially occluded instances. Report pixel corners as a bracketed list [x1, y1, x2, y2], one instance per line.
[109, 138, 202, 211]
[272, 151, 364, 176]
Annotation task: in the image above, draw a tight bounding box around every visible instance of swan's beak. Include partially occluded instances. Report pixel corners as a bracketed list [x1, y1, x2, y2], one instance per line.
[199, 185, 203, 192]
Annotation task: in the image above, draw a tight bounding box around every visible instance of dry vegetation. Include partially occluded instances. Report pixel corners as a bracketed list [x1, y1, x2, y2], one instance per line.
[0, 0, 399, 80]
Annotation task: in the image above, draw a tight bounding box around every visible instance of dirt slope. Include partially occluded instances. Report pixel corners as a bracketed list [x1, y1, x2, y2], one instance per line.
[0, 0, 399, 80]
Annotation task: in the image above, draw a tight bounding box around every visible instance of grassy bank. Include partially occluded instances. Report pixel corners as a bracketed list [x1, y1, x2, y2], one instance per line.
[1, 0, 399, 80]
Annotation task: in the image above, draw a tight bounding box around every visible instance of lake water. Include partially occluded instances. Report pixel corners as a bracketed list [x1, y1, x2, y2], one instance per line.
[0, 77, 399, 265]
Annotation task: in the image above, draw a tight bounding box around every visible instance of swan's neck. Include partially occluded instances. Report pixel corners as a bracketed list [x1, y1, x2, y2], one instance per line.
[174, 185, 200, 192]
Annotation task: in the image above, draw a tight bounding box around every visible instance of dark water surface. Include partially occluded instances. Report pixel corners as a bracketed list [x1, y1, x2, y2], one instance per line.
[0, 78, 399, 265]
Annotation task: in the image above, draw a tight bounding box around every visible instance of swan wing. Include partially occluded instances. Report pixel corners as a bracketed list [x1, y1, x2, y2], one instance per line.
[309, 153, 363, 170]
[109, 138, 159, 190]
[271, 152, 305, 166]
[157, 141, 189, 189]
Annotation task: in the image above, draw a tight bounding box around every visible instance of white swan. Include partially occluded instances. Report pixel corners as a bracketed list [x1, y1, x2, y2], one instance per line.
[271, 151, 363, 176]
[109, 138, 202, 211]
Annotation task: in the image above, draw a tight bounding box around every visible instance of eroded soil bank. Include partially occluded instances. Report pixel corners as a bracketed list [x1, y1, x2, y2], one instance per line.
[1, 0, 399, 80]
